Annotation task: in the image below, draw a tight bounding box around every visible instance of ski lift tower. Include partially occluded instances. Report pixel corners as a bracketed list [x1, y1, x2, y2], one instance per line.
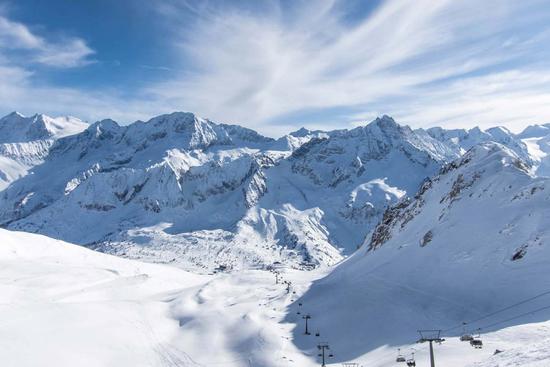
[303, 314, 312, 335]
[417, 330, 445, 367]
[317, 342, 333, 367]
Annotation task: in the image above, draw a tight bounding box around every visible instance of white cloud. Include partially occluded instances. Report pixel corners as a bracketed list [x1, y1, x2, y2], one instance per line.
[0, 14, 94, 68]
[386, 69, 550, 132]
[142, 0, 550, 134]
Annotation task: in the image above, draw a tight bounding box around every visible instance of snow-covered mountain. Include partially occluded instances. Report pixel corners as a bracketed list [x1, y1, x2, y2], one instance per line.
[296, 142, 550, 363]
[0, 112, 87, 190]
[423, 125, 531, 162]
[0, 112, 464, 270]
[2, 110, 548, 272]
[516, 123, 550, 177]
[0, 111, 87, 142]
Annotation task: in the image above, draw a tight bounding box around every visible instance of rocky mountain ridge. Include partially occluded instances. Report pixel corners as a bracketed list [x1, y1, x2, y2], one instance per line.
[0, 110, 544, 270]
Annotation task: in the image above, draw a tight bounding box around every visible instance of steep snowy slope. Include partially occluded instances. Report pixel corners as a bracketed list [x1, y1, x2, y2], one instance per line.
[0, 112, 87, 190]
[0, 113, 457, 270]
[293, 142, 550, 364]
[517, 123, 550, 177]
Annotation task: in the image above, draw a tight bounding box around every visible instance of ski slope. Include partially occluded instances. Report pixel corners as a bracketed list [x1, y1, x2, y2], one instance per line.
[0, 228, 327, 367]
[0, 229, 208, 366]
[2, 228, 550, 366]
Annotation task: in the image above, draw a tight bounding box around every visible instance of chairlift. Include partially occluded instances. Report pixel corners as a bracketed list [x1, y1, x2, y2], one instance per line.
[396, 348, 406, 363]
[460, 322, 474, 342]
[470, 328, 483, 348]
[315, 331, 320, 337]
[406, 352, 415, 366]
[470, 338, 483, 348]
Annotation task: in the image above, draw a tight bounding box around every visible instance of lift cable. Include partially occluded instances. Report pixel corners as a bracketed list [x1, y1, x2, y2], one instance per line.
[477, 303, 550, 332]
[442, 289, 550, 333]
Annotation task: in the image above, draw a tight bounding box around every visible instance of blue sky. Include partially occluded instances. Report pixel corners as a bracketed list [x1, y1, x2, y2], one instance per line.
[1, 0, 550, 136]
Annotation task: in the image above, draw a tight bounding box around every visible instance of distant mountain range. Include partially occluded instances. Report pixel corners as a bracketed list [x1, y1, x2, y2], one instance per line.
[0, 111, 548, 271]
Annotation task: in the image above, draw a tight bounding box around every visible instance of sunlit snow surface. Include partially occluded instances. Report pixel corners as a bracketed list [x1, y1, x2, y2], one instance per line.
[1, 229, 549, 367]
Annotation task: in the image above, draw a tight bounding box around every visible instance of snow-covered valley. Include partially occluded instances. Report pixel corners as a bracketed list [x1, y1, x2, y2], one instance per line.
[1, 229, 549, 367]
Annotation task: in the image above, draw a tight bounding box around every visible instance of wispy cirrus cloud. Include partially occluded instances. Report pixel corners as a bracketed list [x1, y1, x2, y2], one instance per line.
[0, 14, 95, 68]
[143, 0, 550, 134]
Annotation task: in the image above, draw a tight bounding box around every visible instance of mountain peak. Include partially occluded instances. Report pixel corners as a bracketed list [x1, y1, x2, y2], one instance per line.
[2, 111, 25, 120]
[87, 119, 122, 137]
[517, 123, 550, 139]
[0, 112, 87, 143]
[289, 127, 312, 137]
[362, 115, 407, 137]
[121, 111, 232, 150]
[371, 115, 399, 129]
[146, 111, 199, 128]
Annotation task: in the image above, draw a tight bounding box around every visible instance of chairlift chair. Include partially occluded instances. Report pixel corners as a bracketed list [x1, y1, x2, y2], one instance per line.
[460, 334, 474, 342]
[396, 348, 406, 362]
[460, 322, 474, 342]
[406, 352, 416, 366]
[470, 328, 483, 348]
[470, 338, 483, 348]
